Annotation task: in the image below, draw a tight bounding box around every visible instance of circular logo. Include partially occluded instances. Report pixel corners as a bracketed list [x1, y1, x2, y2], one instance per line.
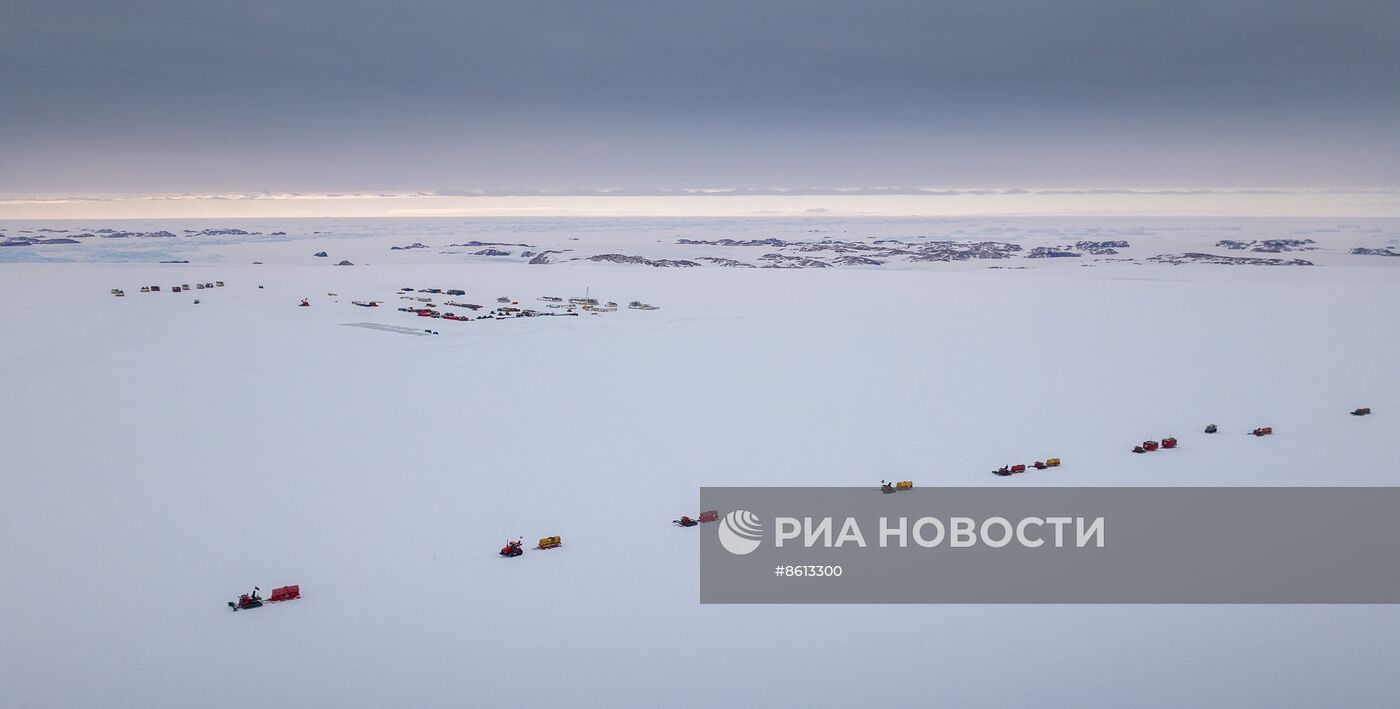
[718, 509, 764, 555]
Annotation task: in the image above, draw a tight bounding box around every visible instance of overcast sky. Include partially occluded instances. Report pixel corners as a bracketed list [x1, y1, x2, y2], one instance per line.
[3, 1, 1398, 197]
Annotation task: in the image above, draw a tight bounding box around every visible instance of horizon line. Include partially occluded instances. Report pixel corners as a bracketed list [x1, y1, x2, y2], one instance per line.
[2, 189, 1398, 220]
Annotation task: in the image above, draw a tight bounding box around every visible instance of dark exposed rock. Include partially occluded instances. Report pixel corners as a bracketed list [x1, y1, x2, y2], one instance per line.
[1217, 239, 1316, 253]
[697, 257, 756, 268]
[188, 229, 253, 237]
[587, 253, 700, 267]
[445, 240, 535, 248]
[758, 253, 832, 268]
[832, 255, 885, 266]
[473, 248, 512, 256]
[391, 242, 430, 250]
[1025, 247, 1081, 258]
[1, 237, 80, 246]
[1074, 240, 1127, 255]
[677, 237, 789, 247]
[905, 241, 1021, 261]
[1149, 252, 1313, 266]
[1350, 247, 1400, 256]
[100, 230, 178, 239]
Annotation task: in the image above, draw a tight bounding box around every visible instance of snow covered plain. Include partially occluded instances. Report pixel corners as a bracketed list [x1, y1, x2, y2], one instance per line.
[2, 216, 1400, 707]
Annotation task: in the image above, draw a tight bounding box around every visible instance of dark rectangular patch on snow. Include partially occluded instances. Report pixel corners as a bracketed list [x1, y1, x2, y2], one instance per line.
[699, 487, 1400, 604]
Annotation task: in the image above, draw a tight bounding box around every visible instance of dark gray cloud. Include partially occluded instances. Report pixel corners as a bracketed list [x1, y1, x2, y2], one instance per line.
[3, 1, 1398, 194]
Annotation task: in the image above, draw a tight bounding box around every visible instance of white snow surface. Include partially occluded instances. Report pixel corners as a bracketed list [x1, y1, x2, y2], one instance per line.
[2, 217, 1399, 708]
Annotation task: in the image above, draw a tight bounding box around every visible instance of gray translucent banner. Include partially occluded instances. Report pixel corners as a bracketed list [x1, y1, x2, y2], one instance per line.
[698, 487, 1400, 603]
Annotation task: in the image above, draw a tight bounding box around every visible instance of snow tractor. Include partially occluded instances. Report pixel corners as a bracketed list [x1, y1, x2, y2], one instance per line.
[536, 536, 562, 550]
[1204, 424, 1218, 434]
[698, 510, 720, 524]
[674, 516, 699, 527]
[229, 592, 262, 611]
[1352, 408, 1372, 416]
[881, 481, 896, 493]
[299, 299, 310, 307]
[1161, 437, 1178, 449]
[1132, 445, 1145, 454]
[1250, 427, 1273, 437]
[1033, 461, 1048, 470]
[500, 539, 524, 557]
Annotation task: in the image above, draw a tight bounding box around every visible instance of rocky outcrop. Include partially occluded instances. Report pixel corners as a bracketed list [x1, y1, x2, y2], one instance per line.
[391, 242, 430, 250]
[1217, 239, 1316, 252]
[832, 255, 885, 266]
[758, 253, 832, 268]
[1, 237, 80, 246]
[905, 241, 1021, 262]
[587, 254, 701, 267]
[697, 257, 756, 268]
[1025, 247, 1081, 258]
[184, 229, 253, 236]
[677, 238, 789, 247]
[1149, 253, 1313, 266]
[445, 240, 535, 248]
[98, 230, 178, 238]
[1074, 240, 1127, 255]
